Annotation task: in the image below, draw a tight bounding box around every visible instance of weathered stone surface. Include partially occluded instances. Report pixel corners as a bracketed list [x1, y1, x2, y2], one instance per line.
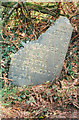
[8, 16, 73, 86]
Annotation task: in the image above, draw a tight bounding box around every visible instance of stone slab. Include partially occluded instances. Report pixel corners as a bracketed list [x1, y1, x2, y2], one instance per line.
[8, 16, 73, 86]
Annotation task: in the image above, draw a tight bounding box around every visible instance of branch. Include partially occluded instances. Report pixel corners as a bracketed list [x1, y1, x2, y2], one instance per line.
[1, 2, 16, 8]
[25, 3, 57, 16]
[27, 5, 57, 16]
[3, 3, 20, 26]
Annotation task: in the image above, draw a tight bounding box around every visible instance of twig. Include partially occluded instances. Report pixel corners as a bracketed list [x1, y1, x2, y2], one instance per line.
[69, 14, 79, 21]
[71, 34, 79, 41]
[9, 35, 19, 50]
[0, 77, 12, 81]
[3, 3, 19, 26]
[39, 24, 50, 34]
[0, 41, 9, 45]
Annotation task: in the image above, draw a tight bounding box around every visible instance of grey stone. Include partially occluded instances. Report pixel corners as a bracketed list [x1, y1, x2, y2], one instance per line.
[8, 16, 73, 86]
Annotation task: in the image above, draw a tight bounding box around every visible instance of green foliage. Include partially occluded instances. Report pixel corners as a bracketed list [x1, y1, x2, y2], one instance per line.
[39, 115, 44, 118]
[1, 84, 32, 106]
